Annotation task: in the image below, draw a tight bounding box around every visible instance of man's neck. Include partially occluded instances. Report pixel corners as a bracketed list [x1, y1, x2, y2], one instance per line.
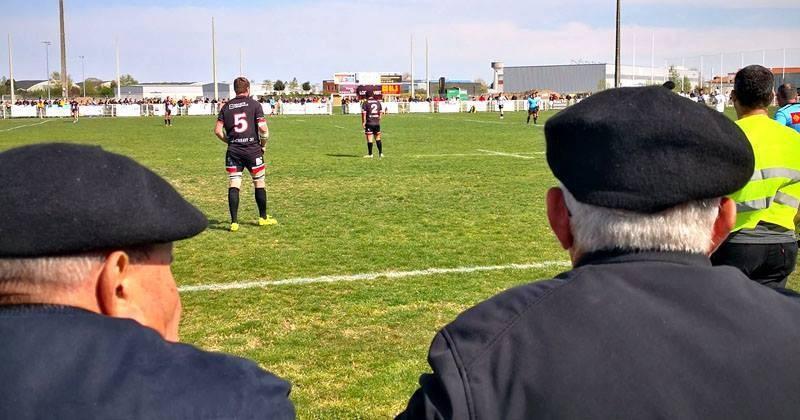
[737, 108, 769, 119]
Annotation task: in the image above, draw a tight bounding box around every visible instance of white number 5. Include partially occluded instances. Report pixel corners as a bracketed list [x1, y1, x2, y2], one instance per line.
[233, 113, 249, 133]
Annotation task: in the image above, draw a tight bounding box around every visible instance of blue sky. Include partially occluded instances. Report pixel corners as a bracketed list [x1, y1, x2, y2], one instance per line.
[2, 0, 798, 84]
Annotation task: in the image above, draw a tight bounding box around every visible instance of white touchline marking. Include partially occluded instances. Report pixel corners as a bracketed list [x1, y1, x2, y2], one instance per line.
[178, 260, 571, 293]
[0, 120, 52, 132]
[463, 119, 504, 125]
[413, 153, 497, 158]
[333, 125, 346, 129]
[476, 149, 540, 159]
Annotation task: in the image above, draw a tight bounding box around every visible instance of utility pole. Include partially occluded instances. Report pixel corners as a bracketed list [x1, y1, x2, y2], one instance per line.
[115, 39, 120, 98]
[212, 17, 218, 101]
[8, 34, 15, 102]
[59, 0, 68, 98]
[614, 0, 621, 88]
[410, 35, 414, 99]
[425, 38, 429, 99]
[79, 55, 85, 97]
[42, 41, 52, 100]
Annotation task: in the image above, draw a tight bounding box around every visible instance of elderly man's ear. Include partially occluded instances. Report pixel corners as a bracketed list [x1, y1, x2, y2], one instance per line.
[96, 251, 145, 322]
[709, 198, 736, 254]
[546, 187, 573, 251]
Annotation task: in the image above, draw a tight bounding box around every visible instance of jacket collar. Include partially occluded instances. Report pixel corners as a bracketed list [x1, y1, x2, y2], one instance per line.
[575, 249, 712, 269]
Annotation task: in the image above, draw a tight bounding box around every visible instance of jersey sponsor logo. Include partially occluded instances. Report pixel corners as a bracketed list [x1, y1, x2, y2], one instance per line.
[228, 102, 248, 110]
[792, 112, 800, 125]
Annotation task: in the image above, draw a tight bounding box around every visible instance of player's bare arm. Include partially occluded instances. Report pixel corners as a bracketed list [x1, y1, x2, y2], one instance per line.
[214, 120, 227, 144]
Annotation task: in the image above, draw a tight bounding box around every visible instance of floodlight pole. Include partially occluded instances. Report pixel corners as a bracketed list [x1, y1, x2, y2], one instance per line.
[59, 0, 68, 98]
[8, 34, 15, 103]
[410, 35, 414, 99]
[115, 39, 120, 99]
[42, 41, 52, 100]
[614, 0, 621, 88]
[79, 55, 85, 97]
[425, 38, 429, 99]
[212, 17, 218, 101]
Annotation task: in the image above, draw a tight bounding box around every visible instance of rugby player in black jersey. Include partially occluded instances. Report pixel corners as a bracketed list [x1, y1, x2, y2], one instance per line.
[361, 94, 384, 158]
[214, 77, 277, 232]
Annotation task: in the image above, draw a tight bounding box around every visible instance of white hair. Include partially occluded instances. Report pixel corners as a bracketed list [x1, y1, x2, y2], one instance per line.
[561, 187, 721, 255]
[0, 253, 105, 289]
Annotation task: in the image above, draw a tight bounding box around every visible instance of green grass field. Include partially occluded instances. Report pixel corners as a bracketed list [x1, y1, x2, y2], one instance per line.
[0, 108, 796, 419]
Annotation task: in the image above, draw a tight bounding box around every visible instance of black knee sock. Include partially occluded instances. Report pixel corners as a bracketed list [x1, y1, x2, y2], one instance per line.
[164, 119, 168, 125]
[168, 119, 172, 126]
[527, 114, 531, 124]
[367, 142, 373, 155]
[228, 187, 240, 223]
[376, 140, 383, 154]
[255, 188, 267, 218]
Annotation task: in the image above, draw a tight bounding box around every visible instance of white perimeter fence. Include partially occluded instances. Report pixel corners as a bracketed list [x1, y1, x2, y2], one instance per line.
[1, 100, 567, 119]
[1, 102, 334, 119]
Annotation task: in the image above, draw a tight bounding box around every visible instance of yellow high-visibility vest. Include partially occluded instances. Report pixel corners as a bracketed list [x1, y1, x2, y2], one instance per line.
[731, 115, 800, 231]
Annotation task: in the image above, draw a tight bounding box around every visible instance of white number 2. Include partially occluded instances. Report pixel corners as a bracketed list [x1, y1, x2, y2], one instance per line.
[233, 113, 249, 133]
[370, 104, 379, 113]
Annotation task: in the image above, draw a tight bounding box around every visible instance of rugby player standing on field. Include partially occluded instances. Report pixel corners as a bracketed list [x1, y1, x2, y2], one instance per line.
[70, 98, 79, 124]
[214, 77, 277, 232]
[361, 94, 384, 158]
[164, 97, 173, 127]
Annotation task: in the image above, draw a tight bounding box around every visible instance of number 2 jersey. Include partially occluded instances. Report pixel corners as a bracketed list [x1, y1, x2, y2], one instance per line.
[361, 99, 382, 126]
[218, 96, 266, 160]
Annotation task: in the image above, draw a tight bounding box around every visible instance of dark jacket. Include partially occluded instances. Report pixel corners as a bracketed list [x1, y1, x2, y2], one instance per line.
[397, 251, 800, 420]
[0, 305, 295, 419]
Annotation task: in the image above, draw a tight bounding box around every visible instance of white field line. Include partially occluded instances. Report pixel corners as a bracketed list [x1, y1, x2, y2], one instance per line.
[333, 125, 346, 129]
[463, 119, 504, 125]
[476, 149, 540, 159]
[178, 260, 570, 293]
[413, 153, 496, 158]
[0, 120, 52, 132]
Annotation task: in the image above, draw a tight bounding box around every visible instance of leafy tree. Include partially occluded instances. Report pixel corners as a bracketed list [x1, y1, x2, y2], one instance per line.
[288, 77, 299, 92]
[273, 80, 286, 91]
[681, 76, 693, 92]
[50, 71, 60, 81]
[98, 86, 114, 97]
[302, 81, 312, 92]
[474, 78, 488, 94]
[119, 74, 138, 86]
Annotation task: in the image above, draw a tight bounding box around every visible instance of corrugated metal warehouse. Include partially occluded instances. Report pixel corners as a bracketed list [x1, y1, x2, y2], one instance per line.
[504, 64, 608, 94]
[502, 63, 700, 94]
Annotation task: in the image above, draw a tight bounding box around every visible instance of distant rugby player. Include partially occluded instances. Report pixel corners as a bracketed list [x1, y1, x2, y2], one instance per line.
[361, 94, 384, 158]
[164, 97, 173, 127]
[214, 77, 277, 232]
[70, 98, 79, 123]
[497, 94, 506, 119]
[527, 92, 541, 125]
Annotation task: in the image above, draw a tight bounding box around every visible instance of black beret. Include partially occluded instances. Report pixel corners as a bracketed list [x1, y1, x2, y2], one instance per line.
[0, 143, 207, 257]
[545, 86, 754, 213]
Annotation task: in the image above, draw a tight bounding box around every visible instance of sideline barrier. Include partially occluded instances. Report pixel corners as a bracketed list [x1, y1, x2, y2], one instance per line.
[436, 102, 460, 113]
[10, 106, 38, 118]
[79, 106, 105, 117]
[281, 102, 332, 115]
[116, 105, 141, 117]
[409, 102, 432, 113]
[463, 101, 488, 112]
[3, 99, 561, 119]
[188, 103, 215, 116]
[383, 102, 399, 114]
[45, 106, 71, 118]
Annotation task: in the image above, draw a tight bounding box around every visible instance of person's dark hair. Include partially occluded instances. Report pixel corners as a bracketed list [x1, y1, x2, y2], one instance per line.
[233, 77, 250, 95]
[777, 83, 797, 101]
[733, 65, 774, 109]
[662, 80, 676, 91]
